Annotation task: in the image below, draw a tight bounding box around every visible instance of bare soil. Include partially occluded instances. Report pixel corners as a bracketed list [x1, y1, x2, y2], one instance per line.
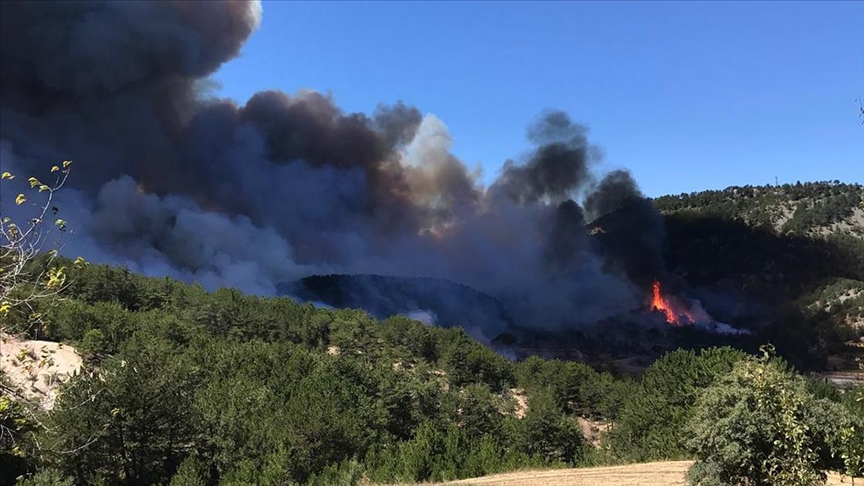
[0, 333, 82, 409]
[508, 388, 528, 419]
[577, 417, 611, 449]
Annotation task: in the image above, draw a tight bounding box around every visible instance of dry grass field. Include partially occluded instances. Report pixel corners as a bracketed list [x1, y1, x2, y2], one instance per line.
[440, 461, 860, 486]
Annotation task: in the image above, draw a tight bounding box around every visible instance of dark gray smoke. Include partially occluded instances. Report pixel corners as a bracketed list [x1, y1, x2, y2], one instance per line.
[490, 110, 599, 205]
[0, 0, 667, 333]
[585, 170, 669, 288]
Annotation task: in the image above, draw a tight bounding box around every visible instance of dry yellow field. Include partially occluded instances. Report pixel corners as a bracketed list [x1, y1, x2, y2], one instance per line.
[442, 461, 859, 486]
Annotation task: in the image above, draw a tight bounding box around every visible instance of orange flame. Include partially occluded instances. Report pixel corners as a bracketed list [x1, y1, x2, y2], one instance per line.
[650, 280, 712, 326]
[652, 280, 682, 325]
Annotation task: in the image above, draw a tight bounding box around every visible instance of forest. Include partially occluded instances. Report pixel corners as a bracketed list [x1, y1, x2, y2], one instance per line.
[1, 257, 862, 485]
[1, 1, 862, 484]
[1, 172, 863, 486]
[656, 181, 864, 354]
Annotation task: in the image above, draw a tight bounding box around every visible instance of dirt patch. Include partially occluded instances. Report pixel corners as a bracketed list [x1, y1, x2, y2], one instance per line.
[1, 333, 82, 410]
[429, 369, 449, 392]
[508, 388, 528, 419]
[577, 417, 611, 449]
[838, 289, 863, 303]
[444, 461, 692, 485]
[772, 205, 795, 232]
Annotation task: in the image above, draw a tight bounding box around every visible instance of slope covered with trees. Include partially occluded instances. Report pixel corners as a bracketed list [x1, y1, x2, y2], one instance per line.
[654, 181, 864, 237]
[1, 168, 862, 485]
[1, 260, 862, 485]
[654, 182, 864, 359]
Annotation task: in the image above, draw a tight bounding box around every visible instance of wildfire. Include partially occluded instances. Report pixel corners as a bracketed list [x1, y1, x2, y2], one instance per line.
[649, 280, 744, 334]
[651, 280, 699, 326]
[651, 281, 678, 324]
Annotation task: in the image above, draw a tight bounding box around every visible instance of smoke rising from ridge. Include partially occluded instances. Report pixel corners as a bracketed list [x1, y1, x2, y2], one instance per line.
[0, 0, 666, 332]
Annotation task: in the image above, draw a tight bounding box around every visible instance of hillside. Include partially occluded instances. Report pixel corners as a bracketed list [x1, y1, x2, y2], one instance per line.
[2, 259, 863, 485]
[653, 181, 864, 238]
[5, 190, 861, 484]
[2, 183, 863, 485]
[278, 274, 517, 344]
[277, 183, 864, 372]
[652, 181, 864, 368]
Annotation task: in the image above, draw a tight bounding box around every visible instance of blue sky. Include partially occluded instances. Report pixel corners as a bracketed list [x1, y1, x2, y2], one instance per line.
[213, 1, 864, 197]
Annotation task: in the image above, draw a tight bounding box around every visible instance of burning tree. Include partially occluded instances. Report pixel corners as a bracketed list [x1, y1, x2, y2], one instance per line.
[650, 280, 710, 327]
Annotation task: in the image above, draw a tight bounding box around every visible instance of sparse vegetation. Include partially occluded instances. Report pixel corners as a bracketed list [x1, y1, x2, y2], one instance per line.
[654, 181, 864, 237]
[1, 161, 86, 336]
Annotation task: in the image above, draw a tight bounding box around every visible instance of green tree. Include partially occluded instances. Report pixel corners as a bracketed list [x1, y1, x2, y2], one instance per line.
[441, 329, 513, 392]
[45, 334, 200, 484]
[836, 358, 864, 480]
[686, 347, 847, 486]
[608, 347, 745, 461]
[15, 468, 73, 486]
[514, 391, 585, 466]
[452, 383, 505, 442]
[1, 371, 33, 482]
[169, 455, 210, 486]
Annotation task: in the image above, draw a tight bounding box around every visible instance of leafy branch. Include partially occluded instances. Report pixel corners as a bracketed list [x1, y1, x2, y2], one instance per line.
[1, 161, 87, 338]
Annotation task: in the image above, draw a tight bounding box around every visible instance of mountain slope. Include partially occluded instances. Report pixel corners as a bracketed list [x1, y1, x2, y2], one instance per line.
[653, 181, 864, 367]
[654, 181, 864, 237]
[277, 274, 517, 343]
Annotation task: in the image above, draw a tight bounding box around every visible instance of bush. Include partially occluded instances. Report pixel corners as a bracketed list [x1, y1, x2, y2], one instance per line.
[515, 391, 585, 466]
[169, 456, 209, 486]
[686, 348, 846, 486]
[607, 347, 745, 461]
[15, 469, 73, 486]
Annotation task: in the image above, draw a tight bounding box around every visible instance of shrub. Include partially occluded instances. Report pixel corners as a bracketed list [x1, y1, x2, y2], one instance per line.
[686, 347, 846, 486]
[15, 469, 73, 486]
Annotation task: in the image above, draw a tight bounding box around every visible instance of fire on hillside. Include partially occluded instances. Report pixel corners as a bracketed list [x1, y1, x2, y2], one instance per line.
[645, 280, 749, 337]
[650, 280, 709, 326]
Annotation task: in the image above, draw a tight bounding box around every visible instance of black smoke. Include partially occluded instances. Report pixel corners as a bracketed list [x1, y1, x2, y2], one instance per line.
[0, 0, 666, 335]
[586, 170, 669, 288]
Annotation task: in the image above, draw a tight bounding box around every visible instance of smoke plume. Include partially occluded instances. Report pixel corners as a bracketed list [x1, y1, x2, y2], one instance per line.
[0, 0, 666, 334]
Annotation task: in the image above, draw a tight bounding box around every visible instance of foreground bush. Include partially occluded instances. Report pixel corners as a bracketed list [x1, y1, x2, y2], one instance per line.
[686, 347, 855, 486]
